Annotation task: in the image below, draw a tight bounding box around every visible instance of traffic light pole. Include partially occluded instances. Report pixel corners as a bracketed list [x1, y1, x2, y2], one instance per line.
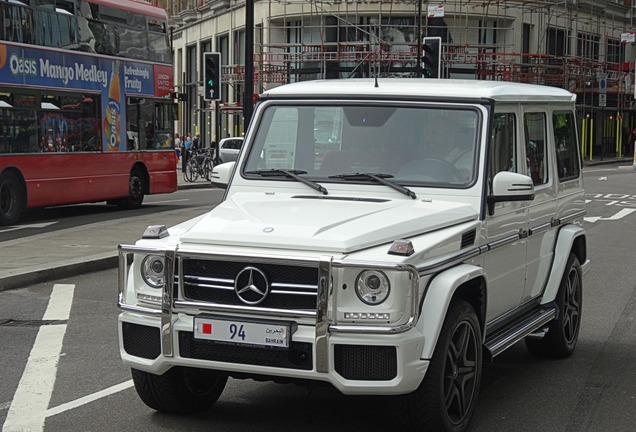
[243, 0, 254, 134]
[215, 100, 221, 165]
[416, 0, 422, 78]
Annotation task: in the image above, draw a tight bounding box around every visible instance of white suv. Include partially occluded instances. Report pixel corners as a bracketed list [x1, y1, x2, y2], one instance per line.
[118, 79, 589, 432]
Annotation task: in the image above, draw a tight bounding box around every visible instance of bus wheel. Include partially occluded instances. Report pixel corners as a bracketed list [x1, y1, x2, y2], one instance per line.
[117, 170, 145, 209]
[0, 171, 25, 226]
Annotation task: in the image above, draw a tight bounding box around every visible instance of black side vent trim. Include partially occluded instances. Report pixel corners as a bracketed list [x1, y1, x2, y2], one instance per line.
[461, 229, 476, 248]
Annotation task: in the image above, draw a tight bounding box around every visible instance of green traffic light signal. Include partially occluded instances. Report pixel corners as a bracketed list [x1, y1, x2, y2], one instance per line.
[203, 52, 221, 101]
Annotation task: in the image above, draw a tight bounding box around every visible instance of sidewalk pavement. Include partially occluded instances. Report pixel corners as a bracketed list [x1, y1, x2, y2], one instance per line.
[0, 169, 214, 292]
[0, 157, 633, 292]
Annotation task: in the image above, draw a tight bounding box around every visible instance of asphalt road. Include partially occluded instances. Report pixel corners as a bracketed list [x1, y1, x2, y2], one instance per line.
[1, 165, 635, 432]
[0, 187, 219, 242]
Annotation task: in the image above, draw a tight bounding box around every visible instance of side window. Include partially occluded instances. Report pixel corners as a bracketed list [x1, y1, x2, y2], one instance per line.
[553, 111, 580, 181]
[489, 112, 517, 179]
[524, 112, 548, 186]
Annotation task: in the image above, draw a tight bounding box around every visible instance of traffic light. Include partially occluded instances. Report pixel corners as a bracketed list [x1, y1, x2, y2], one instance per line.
[422, 36, 442, 79]
[203, 52, 221, 101]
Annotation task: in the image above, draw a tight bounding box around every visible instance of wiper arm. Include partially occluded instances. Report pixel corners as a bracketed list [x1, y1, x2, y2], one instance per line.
[246, 169, 328, 195]
[328, 172, 417, 199]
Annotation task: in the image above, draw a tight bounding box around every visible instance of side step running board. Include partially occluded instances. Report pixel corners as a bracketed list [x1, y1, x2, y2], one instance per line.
[484, 307, 557, 361]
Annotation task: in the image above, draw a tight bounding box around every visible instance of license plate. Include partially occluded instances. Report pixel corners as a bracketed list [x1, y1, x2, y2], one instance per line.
[194, 316, 290, 348]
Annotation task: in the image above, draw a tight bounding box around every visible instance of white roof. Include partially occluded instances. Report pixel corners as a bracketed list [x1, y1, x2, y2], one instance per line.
[262, 78, 576, 103]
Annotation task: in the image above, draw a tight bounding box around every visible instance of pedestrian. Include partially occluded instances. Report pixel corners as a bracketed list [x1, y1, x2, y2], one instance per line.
[627, 128, 636, 158]
[192, 133, 200, 151]
[182, 132, 192, 172]
[174, 133, 181, 159]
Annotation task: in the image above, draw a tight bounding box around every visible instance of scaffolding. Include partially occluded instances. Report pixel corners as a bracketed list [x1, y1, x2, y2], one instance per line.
[173, 0, 636, 156]
[214, 0, 634, 103]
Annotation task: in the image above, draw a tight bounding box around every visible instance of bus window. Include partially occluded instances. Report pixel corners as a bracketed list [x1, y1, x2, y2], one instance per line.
[88, 19, 119, 56]
[32, 1, 77, 49]
[1, 1, 33, 44]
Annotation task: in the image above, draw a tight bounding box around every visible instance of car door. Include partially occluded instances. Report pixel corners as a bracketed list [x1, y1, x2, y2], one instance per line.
[482, 108, 529, 322]
[521, 107, 558, 303]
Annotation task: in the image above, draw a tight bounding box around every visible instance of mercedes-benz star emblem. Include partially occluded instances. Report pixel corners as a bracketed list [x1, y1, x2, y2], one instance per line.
[234, 267, 269, 305]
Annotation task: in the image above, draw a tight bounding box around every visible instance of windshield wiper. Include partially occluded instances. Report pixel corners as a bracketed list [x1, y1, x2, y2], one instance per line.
[328, 172, 417, 199]
[246, 169, 328, 195]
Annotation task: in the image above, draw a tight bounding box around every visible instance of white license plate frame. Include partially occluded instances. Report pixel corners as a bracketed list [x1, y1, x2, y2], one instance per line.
[193, 315, 293, 349]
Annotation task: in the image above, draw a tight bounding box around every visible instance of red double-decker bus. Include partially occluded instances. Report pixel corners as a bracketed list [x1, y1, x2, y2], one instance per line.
[0, 0, 177, 225]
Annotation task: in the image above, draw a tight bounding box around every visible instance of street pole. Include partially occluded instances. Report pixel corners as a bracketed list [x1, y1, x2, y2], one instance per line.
[244, 0, 254, 134]
[416, 0, 422, 78]
[215, 100, 221, 165]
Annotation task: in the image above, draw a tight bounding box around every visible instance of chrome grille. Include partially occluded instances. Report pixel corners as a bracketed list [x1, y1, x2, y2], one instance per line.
[176, 258, 319, 311]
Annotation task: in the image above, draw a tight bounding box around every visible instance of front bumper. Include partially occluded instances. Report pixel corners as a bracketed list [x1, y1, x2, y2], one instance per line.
[118, 311, 429, 395]
[117, 245, 427, 395]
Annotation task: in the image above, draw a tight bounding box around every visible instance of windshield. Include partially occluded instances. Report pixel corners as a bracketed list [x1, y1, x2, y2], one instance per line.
[243, 103, 481, 187]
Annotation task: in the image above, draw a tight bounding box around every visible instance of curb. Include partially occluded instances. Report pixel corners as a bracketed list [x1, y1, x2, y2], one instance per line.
[582, 158, 633, 167]
[0, 253, 118, 292]
[178, 181, 214, 190]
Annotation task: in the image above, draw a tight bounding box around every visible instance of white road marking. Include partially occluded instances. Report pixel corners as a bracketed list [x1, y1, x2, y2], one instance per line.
[45, 380, 134, 418]
[584, 208, 636, 223]
[0, 222, 58, 234]
[43, 284, 74, 321]
[149, 198, 190, 204]
[2, 284, 75, 432]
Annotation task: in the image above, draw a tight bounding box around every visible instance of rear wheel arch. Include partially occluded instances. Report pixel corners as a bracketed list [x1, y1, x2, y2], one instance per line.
[572, 234, 586, 266]
[542, 225, 586, 304]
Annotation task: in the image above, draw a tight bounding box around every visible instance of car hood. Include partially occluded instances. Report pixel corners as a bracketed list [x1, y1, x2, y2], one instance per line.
[179, 193, 478, 253]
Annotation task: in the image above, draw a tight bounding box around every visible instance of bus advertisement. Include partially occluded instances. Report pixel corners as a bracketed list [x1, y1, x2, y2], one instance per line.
[0, 0, 177, 226]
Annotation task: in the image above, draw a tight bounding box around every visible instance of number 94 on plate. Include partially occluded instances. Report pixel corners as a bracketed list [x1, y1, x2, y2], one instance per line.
[194, 316, 291, 348]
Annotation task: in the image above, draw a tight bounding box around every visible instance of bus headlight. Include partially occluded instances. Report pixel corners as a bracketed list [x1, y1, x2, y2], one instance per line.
[140, 255, 165, 289]
[355, 270, 390, 305]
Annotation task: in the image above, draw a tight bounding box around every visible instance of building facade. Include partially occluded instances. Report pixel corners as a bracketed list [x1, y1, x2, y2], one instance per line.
[167, 0, 636, 158]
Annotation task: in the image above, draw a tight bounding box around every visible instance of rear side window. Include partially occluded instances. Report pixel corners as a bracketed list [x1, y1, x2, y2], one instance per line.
[553, 112, 580, 181]
[226, 139, 243, 150]
[489, 112, 517, 177]
[524, 112, 548, 186]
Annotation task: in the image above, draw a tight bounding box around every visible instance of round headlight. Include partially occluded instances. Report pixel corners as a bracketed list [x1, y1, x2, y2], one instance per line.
[141, 255, 165, 288]
[355, 270, 390, 305]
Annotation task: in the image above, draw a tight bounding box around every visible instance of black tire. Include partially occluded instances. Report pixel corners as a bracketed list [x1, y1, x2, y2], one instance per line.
[185, 160, 199, 182]
[0, 171, 25, 226]
[400, 300, 482, 432]
[131, 367, 227, 414]
[117, 170, 145, 209]
[525, 253, 582, 358]
[203, 160, 213, 181]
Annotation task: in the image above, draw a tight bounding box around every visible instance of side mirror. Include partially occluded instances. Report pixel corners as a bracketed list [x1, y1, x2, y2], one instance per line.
[487, 171, 534, 215]
[209, 161, 236, 189]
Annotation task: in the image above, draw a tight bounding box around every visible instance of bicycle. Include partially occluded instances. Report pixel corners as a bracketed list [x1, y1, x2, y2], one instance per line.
[184, 148, 214, 182]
